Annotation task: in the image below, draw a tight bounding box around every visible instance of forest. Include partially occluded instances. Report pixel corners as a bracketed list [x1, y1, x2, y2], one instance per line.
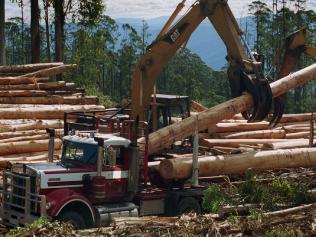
[1, 0, 316, 112]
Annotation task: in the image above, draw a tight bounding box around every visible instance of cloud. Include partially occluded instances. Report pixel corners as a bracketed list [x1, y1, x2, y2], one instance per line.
[4, 0, 316, 22]
[5, 1, 30, 21]
[104, 0, 254, 19]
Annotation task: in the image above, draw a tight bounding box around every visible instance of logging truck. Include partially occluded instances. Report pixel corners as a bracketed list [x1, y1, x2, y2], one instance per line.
[0, 112, 204, 229]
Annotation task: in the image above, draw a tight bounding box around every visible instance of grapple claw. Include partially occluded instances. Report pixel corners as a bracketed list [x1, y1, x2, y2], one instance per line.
[228, 67, 273, 123]
[269, 94, 286, 127]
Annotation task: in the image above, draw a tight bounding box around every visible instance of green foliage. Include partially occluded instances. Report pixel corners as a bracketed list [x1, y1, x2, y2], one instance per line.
[238, 172, 315, 210]
[8, 217, 73, 236]
[227, 214, 240, 224]
[202, 185, 227, 213]
[265, 228, 297, 237]
[78, 0, 105, 26]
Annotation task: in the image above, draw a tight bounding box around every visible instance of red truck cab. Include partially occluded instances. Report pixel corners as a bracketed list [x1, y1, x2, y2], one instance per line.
[0, 113, 203, 229]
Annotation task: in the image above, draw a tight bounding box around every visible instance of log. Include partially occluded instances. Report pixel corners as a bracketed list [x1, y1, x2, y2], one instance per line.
[0, 96, 98, 105]
[191, 100, 207, 112]
[0, 120, 63, 132]
[0, 139, 62, 156]
[263, 139, 310, 150]
[0, 105, 104, 119]
[0, 134, 49, 143]
[200, 138, 291, 148]
[0, 152, 48, 161]
[0, 129, 63, 140]
[0, 81, 66, 90]
[143, 63, 316, 154]
[0, 77, 48, 85]
[0, 90, 48, 97]
[278, 113, 316, 123]
[157, 148, 316, 180]
[0, 62, 63, 74]
[285, 131, 310, 139]
[214, 122, 270, 133]
[21, 64, 76, 78]
[223, 129, 286, 139]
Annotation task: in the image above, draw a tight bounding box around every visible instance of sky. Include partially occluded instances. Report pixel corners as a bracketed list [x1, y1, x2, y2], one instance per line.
[4, 0, 316, 21]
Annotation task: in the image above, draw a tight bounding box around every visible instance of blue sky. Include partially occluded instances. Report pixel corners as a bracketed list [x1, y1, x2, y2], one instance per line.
[5, 0, 316, 21]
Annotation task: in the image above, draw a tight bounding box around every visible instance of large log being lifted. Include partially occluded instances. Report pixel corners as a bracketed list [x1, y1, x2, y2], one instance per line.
[157, 148, 316, 180]
[143, 63, 316, 155]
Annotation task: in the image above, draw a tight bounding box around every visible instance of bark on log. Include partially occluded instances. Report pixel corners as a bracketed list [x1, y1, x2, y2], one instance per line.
[213, 122, 270, 133]
[0, 90, 48, 97]
[0, 105, 104, 119]
[144, 63, 316, 154]
[263, 139, 310, 149]
[0, 129, 63, 139]
[0, 81, 66, 90]
[0, 77, 48, 85]
[200, 138, 291, 148]
[0, 96, 98, 105]
[21, 64, 76, 78]
[278, 113, 316, 123]
[0, 120, 63, 132]
[223, 129, 286, 139]
[0, 134, 49, 143]
[191, 100, 207, 112]
[0, 62, 63, 74]
[0, 151, 61, 162]
[285, 131, 310, 139]
[157, 148, 316, 180]
[0, 139, 62, 156]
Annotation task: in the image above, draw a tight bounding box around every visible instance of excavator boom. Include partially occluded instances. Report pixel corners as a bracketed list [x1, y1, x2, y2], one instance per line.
[131, 0, 273, 125]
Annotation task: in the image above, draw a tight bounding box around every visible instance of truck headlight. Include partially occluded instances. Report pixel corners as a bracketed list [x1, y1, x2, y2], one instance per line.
[46, 202, 52, 210]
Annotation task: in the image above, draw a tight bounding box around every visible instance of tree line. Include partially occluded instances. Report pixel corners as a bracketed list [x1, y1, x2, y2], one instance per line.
[0, 0, 316, 113]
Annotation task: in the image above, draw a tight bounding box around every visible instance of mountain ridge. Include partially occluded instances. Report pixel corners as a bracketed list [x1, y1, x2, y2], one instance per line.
[115, 16, 255, 70]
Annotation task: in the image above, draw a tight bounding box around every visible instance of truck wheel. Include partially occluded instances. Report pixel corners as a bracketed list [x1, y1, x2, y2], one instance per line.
[177, 197, 201, 215]
[58, 210, 86, 229]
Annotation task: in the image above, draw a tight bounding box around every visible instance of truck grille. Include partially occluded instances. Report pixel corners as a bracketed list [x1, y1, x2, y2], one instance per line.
[1, 172, 46, 226]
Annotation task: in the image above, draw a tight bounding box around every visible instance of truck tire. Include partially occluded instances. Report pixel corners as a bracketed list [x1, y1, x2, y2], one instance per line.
[177, 197, 201, 215]
[58, 210, 86, 229]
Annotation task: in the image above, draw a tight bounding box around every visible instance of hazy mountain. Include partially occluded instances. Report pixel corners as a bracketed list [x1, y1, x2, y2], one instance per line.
[116, 16, 255, 70]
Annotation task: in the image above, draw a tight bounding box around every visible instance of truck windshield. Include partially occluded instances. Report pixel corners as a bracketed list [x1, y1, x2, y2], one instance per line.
[62, 141, 97, 164]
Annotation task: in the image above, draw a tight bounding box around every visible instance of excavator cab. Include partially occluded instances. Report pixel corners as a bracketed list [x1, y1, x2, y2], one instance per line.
[148, 94, 190, 132]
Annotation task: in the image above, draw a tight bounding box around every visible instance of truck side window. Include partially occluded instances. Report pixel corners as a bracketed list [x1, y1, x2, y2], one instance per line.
[104, 146, 124, 166]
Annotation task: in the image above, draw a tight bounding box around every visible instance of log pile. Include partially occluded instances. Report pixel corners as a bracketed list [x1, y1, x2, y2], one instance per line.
[145, 64, 316, 183]
[0, 62, 105, 165]
[149, 112, 316, 182]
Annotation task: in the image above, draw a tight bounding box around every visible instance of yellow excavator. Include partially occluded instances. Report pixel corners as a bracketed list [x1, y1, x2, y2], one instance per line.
[131, 0, 275, 129]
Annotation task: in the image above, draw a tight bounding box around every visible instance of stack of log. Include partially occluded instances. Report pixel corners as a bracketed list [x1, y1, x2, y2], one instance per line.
[148, 63, 316, 182]
[0, 62, 104, 165]
[200, 112, 316, 152]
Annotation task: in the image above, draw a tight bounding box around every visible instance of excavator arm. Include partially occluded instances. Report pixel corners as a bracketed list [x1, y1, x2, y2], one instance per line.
[270, 28, 316, 126]
[131, 0, 273, 124]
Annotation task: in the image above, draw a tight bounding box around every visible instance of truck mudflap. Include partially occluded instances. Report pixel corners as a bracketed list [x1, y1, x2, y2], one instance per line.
[0, 172, 47, 227]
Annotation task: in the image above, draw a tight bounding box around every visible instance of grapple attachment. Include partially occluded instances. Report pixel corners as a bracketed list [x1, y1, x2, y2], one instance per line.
[269, 28, 311, 127]
[228, 66, 273, 123]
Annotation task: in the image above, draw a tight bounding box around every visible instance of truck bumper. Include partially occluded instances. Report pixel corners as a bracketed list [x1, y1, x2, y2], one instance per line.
[0, 171, 47, 227]
[0, 207, 40, 227]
